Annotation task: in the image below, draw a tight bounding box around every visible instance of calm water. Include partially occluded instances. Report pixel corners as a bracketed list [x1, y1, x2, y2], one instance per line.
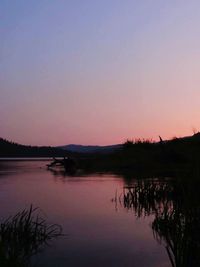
[0, 161, 171, 267]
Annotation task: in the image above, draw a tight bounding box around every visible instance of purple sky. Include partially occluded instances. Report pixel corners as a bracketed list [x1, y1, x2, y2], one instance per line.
[1, 1, 200, 146]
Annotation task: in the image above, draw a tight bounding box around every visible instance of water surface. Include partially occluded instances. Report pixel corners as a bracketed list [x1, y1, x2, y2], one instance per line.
[0, 161, 170, 267]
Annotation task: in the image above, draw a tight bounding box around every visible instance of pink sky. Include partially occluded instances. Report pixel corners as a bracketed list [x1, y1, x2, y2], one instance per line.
[1, 1, 200, 146]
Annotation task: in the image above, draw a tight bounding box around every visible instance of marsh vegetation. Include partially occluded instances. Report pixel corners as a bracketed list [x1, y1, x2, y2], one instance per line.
[0, 205, 62, 267]
[1, 160, 200, 266]
[119, 174, 200, 267]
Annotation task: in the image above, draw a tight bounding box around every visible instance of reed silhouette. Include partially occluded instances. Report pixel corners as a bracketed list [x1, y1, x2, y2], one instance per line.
[0, 205, 62, 267]
[120, 176, 200, 267]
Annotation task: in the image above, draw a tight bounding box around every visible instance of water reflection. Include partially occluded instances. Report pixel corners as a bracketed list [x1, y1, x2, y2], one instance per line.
[0, 161, 174, 266]
[0, 205, 62, 267]
[48, 167, 70, 178]
[120, 177, 200, 267]
[47, 166, 84, 179]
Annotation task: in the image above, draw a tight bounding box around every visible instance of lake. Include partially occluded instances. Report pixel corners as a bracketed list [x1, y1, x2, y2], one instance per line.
[0, 160, 178, 266]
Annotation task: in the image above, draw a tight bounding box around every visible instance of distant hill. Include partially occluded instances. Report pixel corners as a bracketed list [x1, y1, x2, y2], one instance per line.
[1, 132, 200, 158]
[0, 138, 121, 157]
[0, 138, 68, 157]
[57, 144, 122, 153]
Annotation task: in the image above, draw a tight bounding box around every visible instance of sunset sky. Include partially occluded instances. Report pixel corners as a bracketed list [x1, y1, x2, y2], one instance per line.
[1, 1, 200, 146]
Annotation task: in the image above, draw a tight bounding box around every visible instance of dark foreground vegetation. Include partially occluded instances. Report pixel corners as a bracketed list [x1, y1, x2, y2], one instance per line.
[0, 205, 62, 267]
[0, 138, 69, 157]
[77, 133, 200, 175]
[115, 172, 200, 267]
[1, 133, 200, 175]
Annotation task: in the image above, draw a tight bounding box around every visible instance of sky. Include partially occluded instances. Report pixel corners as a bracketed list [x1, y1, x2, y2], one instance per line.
[1, 0, 200, 146]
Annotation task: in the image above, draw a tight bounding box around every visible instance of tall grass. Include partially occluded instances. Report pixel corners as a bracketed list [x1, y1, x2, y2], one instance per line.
[0, 205, 62, 266]
[118, 176, 200, 267]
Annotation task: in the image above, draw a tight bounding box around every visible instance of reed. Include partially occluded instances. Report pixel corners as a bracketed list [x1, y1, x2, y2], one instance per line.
[0, 205, 62, 266]
[119, 177, 200, 267]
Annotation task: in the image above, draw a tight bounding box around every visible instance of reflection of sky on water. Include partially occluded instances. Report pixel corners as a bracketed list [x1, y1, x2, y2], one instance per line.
[0, 161, 169, 267]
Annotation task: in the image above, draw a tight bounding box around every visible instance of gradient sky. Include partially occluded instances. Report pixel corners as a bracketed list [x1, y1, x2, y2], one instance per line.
[1, 1, 200, 146]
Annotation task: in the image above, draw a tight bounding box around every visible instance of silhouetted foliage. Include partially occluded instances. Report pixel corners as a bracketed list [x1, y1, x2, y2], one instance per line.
[120, 175, 200, 267]
[0, 205, 62, 267]
[0, 138, 68, 157]
[123, 139, 134, 149]
[2, 133, 200, 174]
